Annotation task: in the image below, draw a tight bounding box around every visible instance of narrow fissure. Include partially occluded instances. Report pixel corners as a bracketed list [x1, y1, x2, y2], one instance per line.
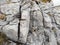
[17, 5, 21, 45]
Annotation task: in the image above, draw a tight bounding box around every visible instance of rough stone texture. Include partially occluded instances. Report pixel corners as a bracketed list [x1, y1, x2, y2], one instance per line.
[0, 0, 30, 44]
[0, 0, 60, 45]
[3, 24, 18, 41]
[20, 10, 30, 43]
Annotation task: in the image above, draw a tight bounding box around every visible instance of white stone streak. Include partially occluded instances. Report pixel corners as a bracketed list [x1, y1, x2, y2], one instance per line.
[20, 10, 30, 43]
[49, 31, 57, 45]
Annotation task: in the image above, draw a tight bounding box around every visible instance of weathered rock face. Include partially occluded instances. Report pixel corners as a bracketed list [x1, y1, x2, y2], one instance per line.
[0, 0, 60, 45]
[0, 0, 30, 44]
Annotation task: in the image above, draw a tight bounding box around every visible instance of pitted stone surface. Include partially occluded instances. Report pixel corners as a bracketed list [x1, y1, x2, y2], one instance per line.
[0, 3, 20, 15]
[2, 24, 18, 42]
[0, 0, 60, 45]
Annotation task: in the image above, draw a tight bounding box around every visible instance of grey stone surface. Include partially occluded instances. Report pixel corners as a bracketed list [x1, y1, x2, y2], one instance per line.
[20, 10, 30, 43]
[0, 0, 7, 5]
[0, 0, 60, 45]
[0, 3, 20, 15]
[2, 24, 18, 41]
[43, 13, 52, 28]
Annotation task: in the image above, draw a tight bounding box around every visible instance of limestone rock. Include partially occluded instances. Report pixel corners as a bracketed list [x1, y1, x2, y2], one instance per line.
[49, 31, 57, 45]
[0, 21, 8, 26]
[27, 27, 44, 45]
[0, 0, 60, 45]
[10, 0, 20, 3]
[0, 3, 20, 15]
[19, 10, 30, 43]
[2, 24, 18, 41]
[54, 14, 60, 25]
[36, 10, 43, 27]
[0, 0, 7, 5]
[56, 30, 60, 45]
[43, 13, 52, 28]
